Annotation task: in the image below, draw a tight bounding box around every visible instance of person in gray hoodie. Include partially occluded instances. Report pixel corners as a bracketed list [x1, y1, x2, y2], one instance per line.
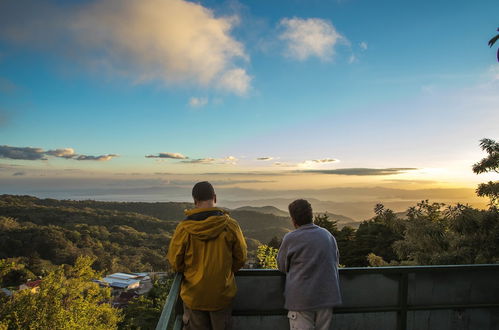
[277, 199, 342, 330]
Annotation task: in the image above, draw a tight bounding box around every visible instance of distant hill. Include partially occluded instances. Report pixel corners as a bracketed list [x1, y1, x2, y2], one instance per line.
[229, 209, 293, 244]
[234, 205, 289, 217]
[0, 195, 178, 273]
[27, 196, 295, 244]
[319, 211, 356, 226]
[0, 195, 298, 271]
[220, 198, 411, 221]
[14, 196, 194, 221]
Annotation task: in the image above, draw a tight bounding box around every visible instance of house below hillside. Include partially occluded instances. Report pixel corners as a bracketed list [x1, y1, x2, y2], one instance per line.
[94, 272, 153, 304]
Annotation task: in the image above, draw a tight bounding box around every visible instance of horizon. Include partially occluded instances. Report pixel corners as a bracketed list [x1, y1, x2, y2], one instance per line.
[0, 0, 498, 211]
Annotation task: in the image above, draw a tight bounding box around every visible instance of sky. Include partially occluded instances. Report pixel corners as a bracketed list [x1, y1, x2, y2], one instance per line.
[0, 0, 498, 216]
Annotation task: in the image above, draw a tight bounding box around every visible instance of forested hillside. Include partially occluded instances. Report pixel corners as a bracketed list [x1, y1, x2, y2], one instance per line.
[0, 195, 297, 278]
[0, 195, 178, 275]
[2, 194, 498, 285]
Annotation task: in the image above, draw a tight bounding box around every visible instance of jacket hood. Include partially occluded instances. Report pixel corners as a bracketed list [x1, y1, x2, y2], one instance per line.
[182, 207, 230, 240]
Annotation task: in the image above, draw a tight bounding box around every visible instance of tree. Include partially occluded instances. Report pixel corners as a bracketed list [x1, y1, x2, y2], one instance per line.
[393, 201, 455, 265]
[120, 277, 173, 330]
[256, 245, 278, 269]
[366, 253, 389, 267]
[472, 138, 499, 207]
[0, 256, 122, 330]
[489, 27, 499, 62]
[313, 213, 339, 236]
[0, 259, 35, 287]
[267, 236, 282, 249]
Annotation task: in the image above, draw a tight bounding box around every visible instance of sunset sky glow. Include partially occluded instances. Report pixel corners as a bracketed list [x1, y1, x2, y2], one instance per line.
[0, 0, 498, 214]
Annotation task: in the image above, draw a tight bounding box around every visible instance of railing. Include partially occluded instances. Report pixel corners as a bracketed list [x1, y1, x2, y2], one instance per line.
[156, 264, 499, 330]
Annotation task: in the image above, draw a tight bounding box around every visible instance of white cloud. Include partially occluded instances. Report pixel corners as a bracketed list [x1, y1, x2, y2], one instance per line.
[279, 17, 345, 61]
[297, 158, 339, 169]
[274, 162, 294, 167]
[359, 41, 368, 51]
[46, 148, 76, 159]
[218, 69, 252, 95]
[311, 158, 339, 163]
[145, 152, 188, 159]
[189, 97, 209, 108]
[222, 156, 238, 165]
[0, 0, 251, 95]
[75, 154, 119, 161]
[181, 158, 216, 164]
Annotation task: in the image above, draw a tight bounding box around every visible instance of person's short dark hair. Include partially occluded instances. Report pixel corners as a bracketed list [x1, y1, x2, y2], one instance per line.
[192, 181, 216, 202]
[288, 199, 313, 226]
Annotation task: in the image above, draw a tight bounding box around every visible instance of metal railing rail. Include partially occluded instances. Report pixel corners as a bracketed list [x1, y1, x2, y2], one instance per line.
[156, 264, 499, 330]
[155, 273, 183, 330]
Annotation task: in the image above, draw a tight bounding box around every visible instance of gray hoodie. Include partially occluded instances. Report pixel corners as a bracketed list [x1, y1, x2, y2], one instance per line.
[277, 223, 342, 311]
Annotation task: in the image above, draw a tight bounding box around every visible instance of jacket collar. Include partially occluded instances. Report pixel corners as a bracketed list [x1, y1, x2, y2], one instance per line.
[296, 223, 315, 230]
[184, 207, 227, 221]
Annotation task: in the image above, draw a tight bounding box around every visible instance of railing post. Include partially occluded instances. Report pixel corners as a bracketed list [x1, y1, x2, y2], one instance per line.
[397, 272, 408, 330]
[155, 273, 183, 330]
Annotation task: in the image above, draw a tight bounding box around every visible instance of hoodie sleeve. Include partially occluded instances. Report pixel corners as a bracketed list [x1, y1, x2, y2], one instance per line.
[167, 224, 188, 273]
[231, 221, 247, 273]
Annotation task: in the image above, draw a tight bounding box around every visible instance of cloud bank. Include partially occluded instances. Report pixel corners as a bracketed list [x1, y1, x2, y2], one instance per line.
[279, 18, 344, 61]
[0, 0, 251, 95]
[304, 168, 418, 176]
[0, 145, 118, 161]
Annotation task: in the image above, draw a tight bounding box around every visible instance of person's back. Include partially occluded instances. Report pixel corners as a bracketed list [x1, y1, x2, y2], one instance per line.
[167, 182, 247, 329]
[277, 199, 341, 330]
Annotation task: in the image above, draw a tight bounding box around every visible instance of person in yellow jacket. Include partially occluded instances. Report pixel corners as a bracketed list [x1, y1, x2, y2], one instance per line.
[167, 181, 247, 330]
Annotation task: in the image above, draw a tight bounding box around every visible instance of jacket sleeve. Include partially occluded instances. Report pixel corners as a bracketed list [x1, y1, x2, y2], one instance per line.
[231, 221, 247, 272]
[277, 236, 288, 273]
[167, 224, 188, 273]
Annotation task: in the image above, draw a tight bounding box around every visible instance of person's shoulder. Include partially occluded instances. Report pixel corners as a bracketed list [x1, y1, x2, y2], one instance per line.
[226, 215, 242, 229]
[315, 225, 332, 235]
[311, 225, 336, 239]
[174, 220, 188, 231]
[282, 228, 299, 242]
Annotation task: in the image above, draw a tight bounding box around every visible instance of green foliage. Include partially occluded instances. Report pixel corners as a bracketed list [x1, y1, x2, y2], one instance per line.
[0, 196, 174, 274]
[317, 200, 498, 267]
[488, 27, 499, 62]
[120, 277, 173, 330]
[393, 201, 450, 264]
[267, 236, 282, 249]
[0, 256, 122, 330]
[472, 138, 499, 207]
[313, 213, 339, 235]
[256, 245, 278, 269]
[393, 201, 499, 265]
[341, 204, 404, 267]
[0, 258, 35, 287]
[476, 181, 499, 207]
[366, 253, 389, 267]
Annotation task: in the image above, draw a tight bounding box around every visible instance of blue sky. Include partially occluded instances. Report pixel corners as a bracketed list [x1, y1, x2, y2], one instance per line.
[0, 0, 498, 211]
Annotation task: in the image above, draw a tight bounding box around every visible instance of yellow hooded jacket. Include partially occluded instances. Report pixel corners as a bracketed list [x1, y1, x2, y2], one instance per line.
[167, 207, 247, 311]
